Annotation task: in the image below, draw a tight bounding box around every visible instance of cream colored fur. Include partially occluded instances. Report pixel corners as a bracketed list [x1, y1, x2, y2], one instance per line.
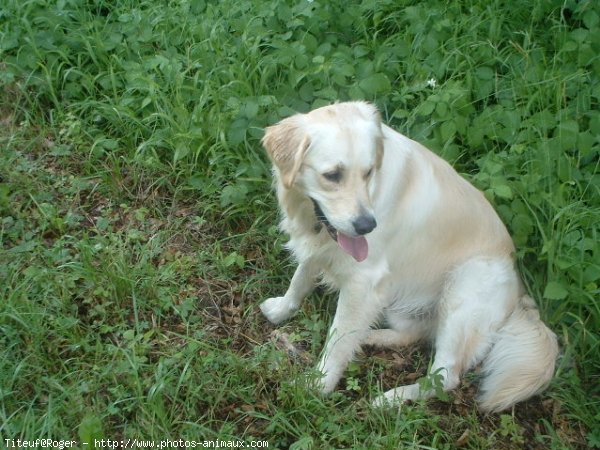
[260, 101, 558, 412]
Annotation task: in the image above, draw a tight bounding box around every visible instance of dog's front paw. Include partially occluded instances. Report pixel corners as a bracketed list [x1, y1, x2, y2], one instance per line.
[372, 384, 420, 408]
[260, 296, 297, 325]
[314, 373, 340, 395]
[302, 371, 337, 396]
[311, 362, 343, 395]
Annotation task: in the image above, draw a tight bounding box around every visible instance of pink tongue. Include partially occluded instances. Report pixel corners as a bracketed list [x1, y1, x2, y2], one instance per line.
[337, 232, 369, 262]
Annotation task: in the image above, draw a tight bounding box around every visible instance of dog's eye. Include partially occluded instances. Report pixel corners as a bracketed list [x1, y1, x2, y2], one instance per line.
[365, 168, 374, 179]
[323, 169, 342, 183]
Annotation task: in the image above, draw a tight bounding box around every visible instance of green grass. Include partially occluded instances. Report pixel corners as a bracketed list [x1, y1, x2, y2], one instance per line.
[1, 0, 599, 448]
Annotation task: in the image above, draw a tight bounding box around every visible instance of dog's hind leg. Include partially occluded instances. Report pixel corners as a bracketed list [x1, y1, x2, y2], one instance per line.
[373, 257, 520, 408]
[363, 318, 428, 349]
[260, 261, 318, 325]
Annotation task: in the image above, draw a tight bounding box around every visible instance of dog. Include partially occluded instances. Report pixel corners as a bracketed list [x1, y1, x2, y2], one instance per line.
[259, 101, 558, 412]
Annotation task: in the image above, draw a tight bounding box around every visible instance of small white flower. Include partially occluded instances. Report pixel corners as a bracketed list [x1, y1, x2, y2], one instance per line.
[427, 78, 437, 88]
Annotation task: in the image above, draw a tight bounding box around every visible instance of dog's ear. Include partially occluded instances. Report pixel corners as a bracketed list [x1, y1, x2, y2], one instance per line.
[373, 110, 384, 170]
[374, 139, 383, 170]
[355, 101, 384, 170]
[262, 117, 311, 189]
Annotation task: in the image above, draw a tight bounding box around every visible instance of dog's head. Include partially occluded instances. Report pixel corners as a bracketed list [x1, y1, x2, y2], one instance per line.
[262, 102, 383, 262]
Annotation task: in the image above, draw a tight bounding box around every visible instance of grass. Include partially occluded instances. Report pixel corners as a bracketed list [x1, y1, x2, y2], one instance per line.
[1, 0, 599, 448]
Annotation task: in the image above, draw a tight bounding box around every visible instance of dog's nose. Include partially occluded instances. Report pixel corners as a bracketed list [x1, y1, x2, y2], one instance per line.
[353, 214, 377, 235]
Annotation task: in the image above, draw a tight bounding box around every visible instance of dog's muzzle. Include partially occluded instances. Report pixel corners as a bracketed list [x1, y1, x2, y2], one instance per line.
[310, 198, 337, 240]
[309, 197, 372, 263]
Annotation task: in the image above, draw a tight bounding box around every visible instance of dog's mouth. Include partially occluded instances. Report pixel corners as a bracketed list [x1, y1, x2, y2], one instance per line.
[311, 198, 369, 262]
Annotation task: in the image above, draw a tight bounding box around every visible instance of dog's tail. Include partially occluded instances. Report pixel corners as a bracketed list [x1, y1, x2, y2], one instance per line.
[477, 295, 558, 412]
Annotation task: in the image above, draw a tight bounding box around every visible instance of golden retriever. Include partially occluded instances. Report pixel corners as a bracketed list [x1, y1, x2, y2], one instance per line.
[260, 101, 557, 412]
